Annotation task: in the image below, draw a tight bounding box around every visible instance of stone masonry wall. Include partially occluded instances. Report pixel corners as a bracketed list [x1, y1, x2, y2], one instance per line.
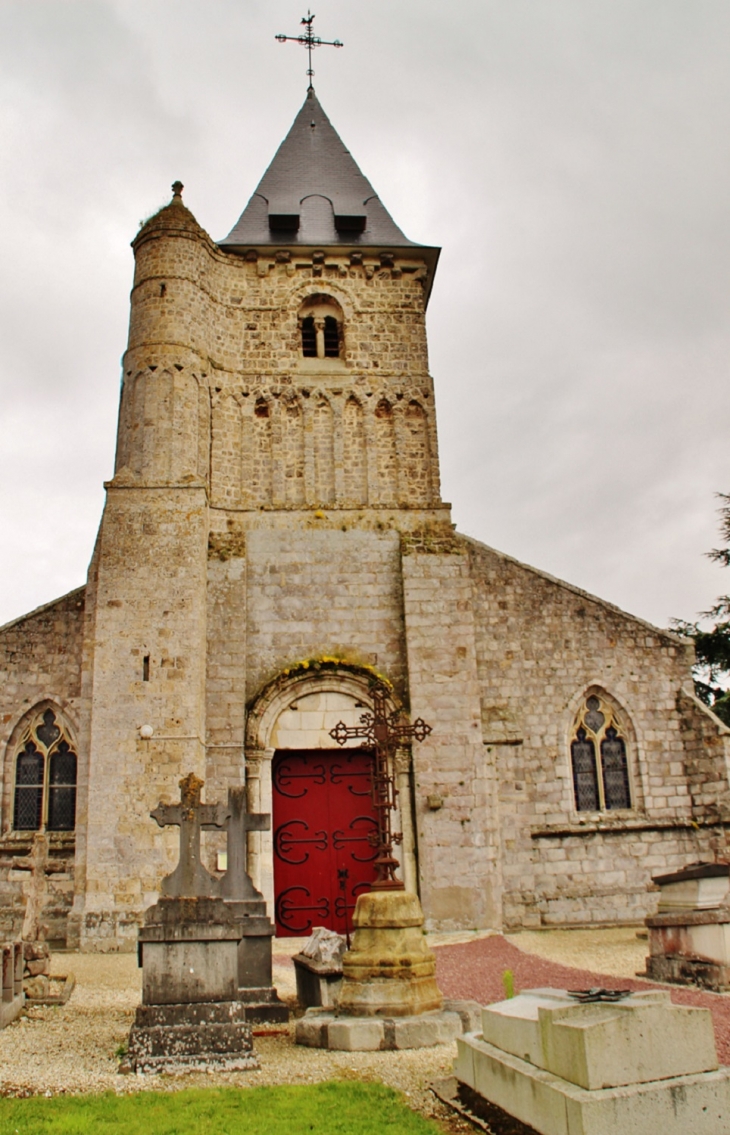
[0, 587, 85, 940]
[401, 546, 502, 931]
[243, 529, 407, 705]
[465, 535, 730, 929]
[116, 202, 441, 514]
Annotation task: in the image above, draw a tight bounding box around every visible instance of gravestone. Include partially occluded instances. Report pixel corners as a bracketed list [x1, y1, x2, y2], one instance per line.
[293, 926, 346, 1008]
[645, 862, 730, 991]
[218, 785, 287, 1022]
[126, 773, 258, 1073]
[454, 987, 730, 1135]
[0, 833, 74, 1003]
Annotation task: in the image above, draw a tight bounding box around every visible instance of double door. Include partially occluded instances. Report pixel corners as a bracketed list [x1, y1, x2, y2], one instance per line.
[272, 749, 378, 936]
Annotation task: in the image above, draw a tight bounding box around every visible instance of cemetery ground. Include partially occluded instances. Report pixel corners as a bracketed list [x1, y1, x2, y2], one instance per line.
[1, 928, 729, 1133]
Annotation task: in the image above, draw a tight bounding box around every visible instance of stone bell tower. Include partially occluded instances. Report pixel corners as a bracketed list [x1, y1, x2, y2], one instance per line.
[70, 87, 486, 951]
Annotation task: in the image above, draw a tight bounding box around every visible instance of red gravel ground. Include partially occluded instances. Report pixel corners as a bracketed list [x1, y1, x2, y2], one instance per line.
[434, 935, 730, 1063]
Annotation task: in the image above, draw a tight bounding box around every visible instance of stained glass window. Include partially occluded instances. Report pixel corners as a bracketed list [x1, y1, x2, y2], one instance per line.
[601, 727, 631, 810]
[14, 742, 44, 830]
[571, 729, 599, 811]
[12, 708, 77, 833]
[570, 694, 632, 813]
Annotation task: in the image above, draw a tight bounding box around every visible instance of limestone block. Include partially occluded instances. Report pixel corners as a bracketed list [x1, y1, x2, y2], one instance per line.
[455, 1033, 730, 1135]
[480, 988, 717, 1090]
[327, 1017, 385, 1051]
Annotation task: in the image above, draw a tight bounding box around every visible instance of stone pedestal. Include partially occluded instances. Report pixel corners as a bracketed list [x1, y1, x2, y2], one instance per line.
[645, 863, 730, 991]
[128, 896, 258, 1073]
[219, 785, 288, 1023]
[454, 988, 730, 1135]
[337, 890, 442, 1016]
[226, 897, 288, 1022]
[295, 890, 480, 1050]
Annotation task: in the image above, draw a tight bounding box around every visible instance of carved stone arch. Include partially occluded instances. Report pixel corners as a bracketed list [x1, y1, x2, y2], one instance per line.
[567, 685, 641, 814]
[399, 399, 432, 505]
[209, 389, 242, 507]
[374, 396, 397, 505]
[241, 391, 274, 507]
[281, 393, 305, 505]
[343, 393, 368, 505]
[311, 392, 335, 504]
[287, 278, 356, 324]
[243, 667, 417, 908]
[141, 366, 174, 482]
[2, 700, 79, 835]
[245, 666, 402, 754]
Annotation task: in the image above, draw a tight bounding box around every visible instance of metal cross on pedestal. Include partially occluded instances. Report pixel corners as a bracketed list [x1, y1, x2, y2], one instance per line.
[151, 772, 229, 898]
[276, 10, 343, 91]
[330, 684, 432, 891]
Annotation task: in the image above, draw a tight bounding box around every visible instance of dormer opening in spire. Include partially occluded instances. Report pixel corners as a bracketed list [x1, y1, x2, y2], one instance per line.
[219, 90, 440, 302]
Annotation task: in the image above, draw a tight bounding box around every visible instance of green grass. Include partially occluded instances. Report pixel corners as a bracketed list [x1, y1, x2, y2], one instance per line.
[0, 1081, 442, 1135]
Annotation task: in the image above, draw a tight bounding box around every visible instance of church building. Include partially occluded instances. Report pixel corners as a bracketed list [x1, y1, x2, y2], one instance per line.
[1, 90, 729, 950]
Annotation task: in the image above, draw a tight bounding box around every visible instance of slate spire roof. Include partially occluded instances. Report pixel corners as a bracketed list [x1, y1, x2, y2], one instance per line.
[220, 89, 437, 269]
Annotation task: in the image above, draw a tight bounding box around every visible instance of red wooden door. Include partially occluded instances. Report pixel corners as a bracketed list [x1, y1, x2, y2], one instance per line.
[272, 749, 378, 936]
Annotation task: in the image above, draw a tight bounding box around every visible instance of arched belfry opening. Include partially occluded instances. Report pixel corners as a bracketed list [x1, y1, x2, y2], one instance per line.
[244, 666, 418, 935]
[297, 294, 344, 360]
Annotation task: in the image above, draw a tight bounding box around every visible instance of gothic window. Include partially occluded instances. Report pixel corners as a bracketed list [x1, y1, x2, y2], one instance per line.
[570, 694, 631, 812]
[298, 296, 343, 360]
[12, 708, 77, 832]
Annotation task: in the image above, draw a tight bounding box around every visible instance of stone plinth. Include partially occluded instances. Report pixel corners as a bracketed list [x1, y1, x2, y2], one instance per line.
[226, 898, 288, 1022]
[336, 890, 442, 1017]
[454, 988, 730, 1135]
[294, 891, 481, 1051]
[138, 897, 242, 1005]
[128, 1001, 257, 1074]
[645, 863, 730, 991]
[296, 1002, 478, 1051]
[129, 897, 257, 1071]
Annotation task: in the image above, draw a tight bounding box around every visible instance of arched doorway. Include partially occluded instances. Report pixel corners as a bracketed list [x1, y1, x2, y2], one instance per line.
[244, 667, 418, 936]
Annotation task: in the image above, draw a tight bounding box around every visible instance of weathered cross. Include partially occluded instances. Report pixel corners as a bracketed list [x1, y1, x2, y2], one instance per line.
[330, 684, 432, 890]
[151, 772, 228, 898]
[0, 832, 71, 941]
[276, 10, 343, 91]
[219, 785, 270, 902]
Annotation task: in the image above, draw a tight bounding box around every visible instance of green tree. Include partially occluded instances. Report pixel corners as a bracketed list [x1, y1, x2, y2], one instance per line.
[673, 493, 730, 726]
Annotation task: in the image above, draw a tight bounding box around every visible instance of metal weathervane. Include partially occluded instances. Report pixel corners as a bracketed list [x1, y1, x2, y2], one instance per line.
[276, 10, 343, 90]
[330, 684, 432, 892]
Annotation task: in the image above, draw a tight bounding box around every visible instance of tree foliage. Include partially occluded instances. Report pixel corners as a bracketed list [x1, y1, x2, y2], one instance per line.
[673, 493, 730, 726]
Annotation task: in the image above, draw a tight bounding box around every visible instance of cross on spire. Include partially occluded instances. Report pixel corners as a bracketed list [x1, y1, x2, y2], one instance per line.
[276, 10, 343, 91]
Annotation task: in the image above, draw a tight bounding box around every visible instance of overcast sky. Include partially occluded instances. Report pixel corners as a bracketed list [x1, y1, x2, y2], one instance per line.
[0, 0, 728, 631]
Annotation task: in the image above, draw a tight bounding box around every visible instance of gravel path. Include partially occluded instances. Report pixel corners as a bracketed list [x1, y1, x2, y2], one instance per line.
[0, 929, 728, 1134]
[435, 933, 730, 1063]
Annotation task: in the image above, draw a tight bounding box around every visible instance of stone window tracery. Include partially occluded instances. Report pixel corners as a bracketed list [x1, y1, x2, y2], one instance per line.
[570, 693, 631, 812]
[12, 708, 77, 832]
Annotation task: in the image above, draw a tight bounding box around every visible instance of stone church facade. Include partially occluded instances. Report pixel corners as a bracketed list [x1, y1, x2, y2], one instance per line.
[1, 92, 729, 950]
